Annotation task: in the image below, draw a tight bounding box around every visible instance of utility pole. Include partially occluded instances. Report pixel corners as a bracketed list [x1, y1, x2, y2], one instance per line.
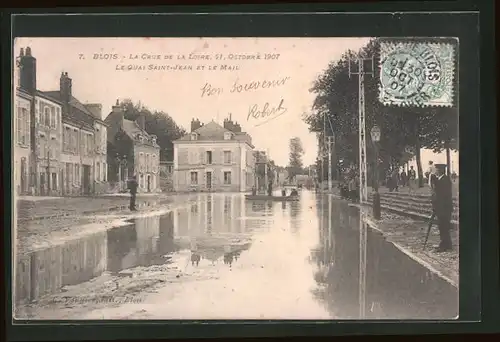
[326, 136, 334, 192]
[349, 55, 374, 320]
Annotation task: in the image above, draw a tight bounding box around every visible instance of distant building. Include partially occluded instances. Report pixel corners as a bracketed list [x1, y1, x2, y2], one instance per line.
[105, 101, 160, 192]
[159, 160, 174, 192]
[173, 115, 255, 192]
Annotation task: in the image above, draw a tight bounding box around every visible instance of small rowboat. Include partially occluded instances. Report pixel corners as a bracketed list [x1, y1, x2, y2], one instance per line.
[245, 195, 299, 202]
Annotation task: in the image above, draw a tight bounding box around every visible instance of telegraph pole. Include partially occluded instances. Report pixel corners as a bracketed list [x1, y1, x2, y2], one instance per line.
[326, 136, 334, 192]
[349, 55, 374, 319]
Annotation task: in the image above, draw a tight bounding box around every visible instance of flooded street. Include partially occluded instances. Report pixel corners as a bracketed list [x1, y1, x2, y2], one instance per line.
[15, 191, 458, 320]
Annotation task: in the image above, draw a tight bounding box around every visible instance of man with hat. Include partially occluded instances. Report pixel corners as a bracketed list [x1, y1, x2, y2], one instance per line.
[432, 164, 453, 252]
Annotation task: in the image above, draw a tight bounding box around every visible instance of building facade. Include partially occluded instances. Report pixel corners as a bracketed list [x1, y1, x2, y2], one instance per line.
[105, 101, 160, 193]
[16, 46, 108, 196]
[14, 88, 32, 195]
[173, 116, 255, 192]
[42, 72, 109, 195]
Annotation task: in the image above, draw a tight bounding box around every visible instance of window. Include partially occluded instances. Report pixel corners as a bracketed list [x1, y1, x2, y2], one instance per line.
[139, 152, 144, 172]
[224, 151, 232, 164]
[16, 102, 30, 146]
[191, 133, 198, 141]
[190, 171, 198, 185]
[206, 151, 213, 164]
[224, 171, 232, 185]
[96, 162, 100, 181]
[72, 129, 78, 153]
[224, 132, 232, 140]
[146, 153, 150, 172]
[44, 107, 50, 126]
[103, 162, 107, 181]
[50, 107, 56, 128]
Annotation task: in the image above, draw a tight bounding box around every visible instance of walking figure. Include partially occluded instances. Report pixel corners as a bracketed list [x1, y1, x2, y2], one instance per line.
[428, 160, 437, 190]
[432, 164, 453, 252]
[127, 175, 138, 211]
[191, 252, 201, 266]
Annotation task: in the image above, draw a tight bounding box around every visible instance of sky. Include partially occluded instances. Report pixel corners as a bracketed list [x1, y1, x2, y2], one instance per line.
[14, 37, 371, 167]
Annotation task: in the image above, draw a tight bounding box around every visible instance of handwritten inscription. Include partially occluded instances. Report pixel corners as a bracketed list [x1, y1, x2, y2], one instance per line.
[200, 76, 290, 97]
[247, 99, 287, 121]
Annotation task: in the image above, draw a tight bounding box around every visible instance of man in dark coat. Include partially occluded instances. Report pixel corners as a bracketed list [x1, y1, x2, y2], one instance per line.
[432, 164, 453, 252]
[128, 175, 138, 211]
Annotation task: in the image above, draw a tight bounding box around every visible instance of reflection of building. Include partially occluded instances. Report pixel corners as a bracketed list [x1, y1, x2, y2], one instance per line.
[105, 101, 160, 192]
[14, 231, 108, 305]
[173, 115, 255, 192]
[172, 194, 245, 237]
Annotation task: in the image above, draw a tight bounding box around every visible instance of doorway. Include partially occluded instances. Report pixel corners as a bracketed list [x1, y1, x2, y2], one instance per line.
[20, 158, 27, 194]
[39, 173, 45, 196]
[83, 165, 91, 195]
[206, 171, 212, 190]
[147, 175, 151, 192]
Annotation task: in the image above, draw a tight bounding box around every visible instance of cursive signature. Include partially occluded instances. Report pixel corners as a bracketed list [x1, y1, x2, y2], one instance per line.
[247, 99, 288, 124]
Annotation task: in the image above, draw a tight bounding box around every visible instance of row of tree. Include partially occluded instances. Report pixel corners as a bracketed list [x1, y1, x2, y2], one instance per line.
[303, 39, 458, 187]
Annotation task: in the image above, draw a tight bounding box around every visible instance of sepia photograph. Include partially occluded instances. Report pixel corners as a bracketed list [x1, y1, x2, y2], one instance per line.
[12, 36, 459, 320]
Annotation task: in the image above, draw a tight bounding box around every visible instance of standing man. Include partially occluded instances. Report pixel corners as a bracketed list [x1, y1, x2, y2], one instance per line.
[432, 164, 453, 252]
[128, 175, 138, 211]
[408, 165, 417, 193]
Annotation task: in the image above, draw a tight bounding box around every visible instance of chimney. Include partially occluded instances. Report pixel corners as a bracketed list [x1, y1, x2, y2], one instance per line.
[19, 46, 37, 94]
[137, 114, 146, 131]
[191, 118, 202, 132]
[111, 99, 124, 128]
[60, 71, 72, 103]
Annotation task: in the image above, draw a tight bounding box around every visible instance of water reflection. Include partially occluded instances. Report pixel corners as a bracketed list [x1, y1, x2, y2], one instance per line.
[311, 195, 458, 319]
[15, 192, 458, 320]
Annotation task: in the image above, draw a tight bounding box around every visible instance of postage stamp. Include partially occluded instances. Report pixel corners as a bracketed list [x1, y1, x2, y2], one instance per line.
[378, 41, 456, 107]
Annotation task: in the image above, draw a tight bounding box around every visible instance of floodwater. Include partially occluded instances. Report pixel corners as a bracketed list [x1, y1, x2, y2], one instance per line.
[14, 191, 458, 320]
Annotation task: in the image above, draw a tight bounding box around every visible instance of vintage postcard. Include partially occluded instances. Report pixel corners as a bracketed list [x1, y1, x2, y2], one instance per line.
[12, 37, 459, 320]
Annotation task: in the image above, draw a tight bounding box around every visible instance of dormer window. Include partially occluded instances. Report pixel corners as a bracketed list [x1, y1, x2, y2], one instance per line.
[191, 133, 198, 141]
[224, 132, 232, 140]
[151, 134, 157, 145]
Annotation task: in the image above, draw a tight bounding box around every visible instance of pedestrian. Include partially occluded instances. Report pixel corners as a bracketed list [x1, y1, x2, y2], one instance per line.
[391, 169, 400, 192]
[408, 165, 417, 193]
[432, 164, 453, 252]
[127, 175, 138, 211]
[400, 169, 407, 188]
[191, 252, 201, 266]
[268, 181, 273, 196]
[451, 171, 458, 183]
[428, 160, 437, 190]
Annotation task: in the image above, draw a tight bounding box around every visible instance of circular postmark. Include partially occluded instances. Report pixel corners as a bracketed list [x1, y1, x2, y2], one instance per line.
[380, 51, 427, 100]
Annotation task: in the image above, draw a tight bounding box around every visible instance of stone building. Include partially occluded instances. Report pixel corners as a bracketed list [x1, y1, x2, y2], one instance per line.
[42, 72, 109, 195]
[173, 115, 255, 192]
[105, 101, 160, 192]
[14, 87, 32, 196]
[15, 46, 108, 196]
[16, 47, 64, 196]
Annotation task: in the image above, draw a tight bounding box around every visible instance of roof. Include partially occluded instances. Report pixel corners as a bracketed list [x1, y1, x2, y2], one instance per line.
[121, 119, 158, 148]
[176, 120, 253, 146]
[41, 90, 108, 127]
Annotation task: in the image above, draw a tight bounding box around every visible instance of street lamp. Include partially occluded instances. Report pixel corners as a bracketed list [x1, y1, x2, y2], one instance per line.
[370, 125, 381, 220]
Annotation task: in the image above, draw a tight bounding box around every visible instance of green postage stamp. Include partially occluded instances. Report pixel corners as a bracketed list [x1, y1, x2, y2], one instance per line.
[379, 41, 456, 107]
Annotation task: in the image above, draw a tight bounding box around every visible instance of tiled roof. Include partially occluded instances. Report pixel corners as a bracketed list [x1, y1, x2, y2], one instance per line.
[41, 91, 107, 127]
[176, 121, 253, 146]
[122, 119, 151, 139]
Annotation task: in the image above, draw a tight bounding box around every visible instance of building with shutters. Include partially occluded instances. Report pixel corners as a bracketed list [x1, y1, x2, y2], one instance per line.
[42, 72, 109, 195]
[105, 101, 160, 193]
[172, 115, 256, 192]
[15, 46, 109, 196]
